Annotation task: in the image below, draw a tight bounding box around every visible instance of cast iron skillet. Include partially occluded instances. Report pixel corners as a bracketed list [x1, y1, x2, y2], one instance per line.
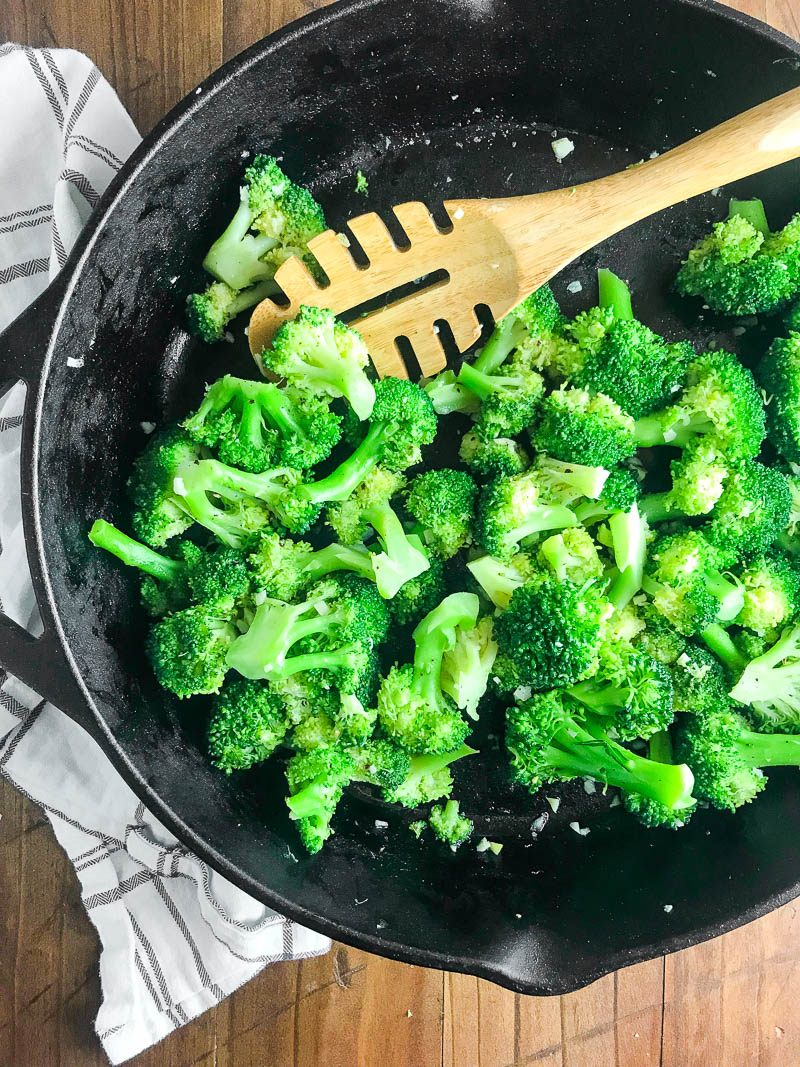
[2, 0, 800, 995]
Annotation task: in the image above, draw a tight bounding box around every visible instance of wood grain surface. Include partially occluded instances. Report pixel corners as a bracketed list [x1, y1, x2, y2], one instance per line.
[2, 0, 800, 1064]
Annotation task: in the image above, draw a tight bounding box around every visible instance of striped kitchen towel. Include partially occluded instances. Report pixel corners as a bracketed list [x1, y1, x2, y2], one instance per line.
[0, 44, 330, 1065]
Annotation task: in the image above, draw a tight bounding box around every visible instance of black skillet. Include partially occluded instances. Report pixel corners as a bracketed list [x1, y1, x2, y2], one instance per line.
[2, 0, 800, 995]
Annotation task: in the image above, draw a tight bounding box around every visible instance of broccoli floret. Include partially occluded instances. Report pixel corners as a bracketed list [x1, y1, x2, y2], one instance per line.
[227, 574, 389, 696]
[147, 602, 239, 697]
[669, 644, 730, 715]
[440, 616, 498, 720]
[537, 528, 603, 586]
[466, 551, 537, 611]
[729, 623, 800, 732]
[377, 593, 478, 753]
[186, 279, 278, 344]
[183, 375, 341, 472]
[459, 430, 530, 478]
[285, 745, 355, 853]
[760, 334, 800, 463]
[422, 369, 481, 416]
[737, 550, 800, 634]
[623, 728, 696, 828]
[202, 155, 325, 292]
[207, 679, 288, 772]
[633, 349, 765, 460]
[676, 706, 800, 811]
[406, 469, 477, 559]
[348, 738, 411, 792]
[327, 468, 431, 598]
[388, 554, 447, 626]
[247, 529, 374, 601]
[456, 352, 544, 440]
[474, 468, 582, 560]
[493, 576, 610, 691]
[506, 692, 695, 820]
[384, 745, 477, 806]
[532, 387, 635, 468]
[262, 306, 375, 420]
[428, 799, 473, 849]
[637, 605, 688, 665]
[296, 377, 437, 506]
[474, 285, 564, 376]
[272, 673, 339, 725]
[127, 427, 202, 546]
[785, 298, 800, 333]
[675, 201, 800, 316]
[643, 438, 732, 520]
[708, 459, 792, 560]
[568, 644, 674, 741]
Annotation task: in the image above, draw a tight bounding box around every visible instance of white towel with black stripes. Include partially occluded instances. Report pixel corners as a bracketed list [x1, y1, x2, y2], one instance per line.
[0, 44, 330, 1065]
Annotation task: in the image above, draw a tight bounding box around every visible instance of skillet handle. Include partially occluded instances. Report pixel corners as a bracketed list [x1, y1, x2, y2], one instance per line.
[0, 286, 102, 738]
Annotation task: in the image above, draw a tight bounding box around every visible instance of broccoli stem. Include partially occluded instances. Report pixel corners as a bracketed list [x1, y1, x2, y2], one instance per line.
[203, 195, 280, 289]
[706, 571, 744, 622]
[227, 597, 345, 679]
[648, 729, 674, 764]
[400, 745, 478, 790]
[412, 593, 479, 707]
[510, 505, 579, 549]
[733, 728, 800, 768]
[639, 492, 678, 523]
[457, 362, 508, 399]
[729, 197, 769, 235]
[298, 422, 386, 505]
[472, 315, 528, 375]
[364, 501, 430, 598]
[597, 269, 634, 321]
[606, 505, 646, 610]
[301, 543, 375, 584]
[466, 555, 526, 610]
[633, 412, 711, 449]
[89, 520, 183, 582]
[700, 622, 747, 673]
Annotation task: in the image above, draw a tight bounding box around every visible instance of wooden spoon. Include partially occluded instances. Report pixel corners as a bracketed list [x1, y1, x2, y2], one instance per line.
[248, 87, 800, 379]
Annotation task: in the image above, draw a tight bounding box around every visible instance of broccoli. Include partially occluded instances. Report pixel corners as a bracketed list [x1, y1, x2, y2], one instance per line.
[406, 469, 477, 559]
[377, 593, 478, 753]
[676, 706, 800, 811]
[623, 728, 696, 828]
[473, 285, 564, 376]
[537, 528, 603, 586]
[388, 554, 447, 625]
[506, 692, 695, 821]
[285, 745, 355, 853]
[147, 602, 239, 697]
[574, 468, 642, 526]
[423, 369, 481, 416]
[669, 644, 730, 715]
[296, 377, 437, 506]
[466, 551, 537, 611]
[384, 745, 478, 806]
[127, 427, 203, 546]
[186, 279, 278, 344]
[760, 333, 800, 463]
[289, 705, 343, 750]
[459, 430, 530, 478]
[637, 605, 688, 666]
[327, 468, 431, 598]
[675, 199, 800, 316]
[207, 679, 289, 772]
[89, 519, 190, 614]
[440, 616, 498, 720]
[568, 644, 674, 741]
[474, 467, 586, 560]
[737, 551, 800, 634]
[532, 387, 635, 468]
[183, 375, 341, 472]
[428, 799, 473, 849]
[261, 306, 376, 420]
[355, 170, 368, 195]
[227, 574, 389, 699]
[493, 575, 610, 691]
[605, 501, 649, 611]
[456, 352, 544, 440]
[246, 529, 374, 601]
[632, 349, 765, 460]
[728, 623, 800, 732]
[780, 468, 800, 555]
[640, 438, 732, 521]
[708, 459, 792, 560]
[348, 738, 411, 792]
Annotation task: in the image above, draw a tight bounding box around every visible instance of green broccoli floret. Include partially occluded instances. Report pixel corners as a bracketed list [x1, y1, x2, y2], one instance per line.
[377, 593, 478, 753]
[632, 349, 765, 460]
[296, 377, 437, 506]
[327, 468, 431, 598]
[466, 551, 537, 611]
[506, 692, 695, 821]
[760, 334, 800, 463]
[440, 616, 498, 720]
[676, 706, 800, 811]
[623, 728, 696, 828]
[384, 745, 477, 806]
[785, 298, 800, 333]
[568, 644, 674, 741]
[289, 705, 343, 750]
[456, 352, 544, 440]
[348, 738, 411, 792]
[261, 306, 375, 420]
[127, 427, 202, 546]
[675, 200, 800, 316]
[147, 602, 239, 697]
[493, 576, 610, 691]
[387, 554, 447, 626]
[474, 467, 586, 560]
[640, 438, 732, 520]
[428, 799, 473, 849]
[406, 469, 477, 559]
[737, 550, 800, 634]
[285, 745, 355, 853]
[669, 644, 730, 715]
[186, 280, 278, 344]
[183, 375, 341, 472]
[273, 673, 340, 726]
[246, 529, 374, 601]
[422, 370, 481, 416]
[474, 285, 564, 376]
[532, 387, 635, 468]
[202, 155, 325, 292]
[459, 430, 530, 478]
[728, 623, 800, 732]
[207, 679, 289, 772]
[227, 574, 389, 698]
[536, 528, 604, 586]
[637, 605, 688, 665]
[708, 459, 792, 560]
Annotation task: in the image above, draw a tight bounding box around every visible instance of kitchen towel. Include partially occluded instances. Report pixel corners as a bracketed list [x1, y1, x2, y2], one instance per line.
[0, 43, 330, 1065]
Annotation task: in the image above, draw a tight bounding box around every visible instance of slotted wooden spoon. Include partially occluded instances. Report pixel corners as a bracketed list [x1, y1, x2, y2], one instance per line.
[249, 86, 800, 379]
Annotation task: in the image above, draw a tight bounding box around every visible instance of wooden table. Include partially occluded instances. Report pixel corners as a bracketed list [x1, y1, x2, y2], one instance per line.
[2, 0, 800, 1063]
